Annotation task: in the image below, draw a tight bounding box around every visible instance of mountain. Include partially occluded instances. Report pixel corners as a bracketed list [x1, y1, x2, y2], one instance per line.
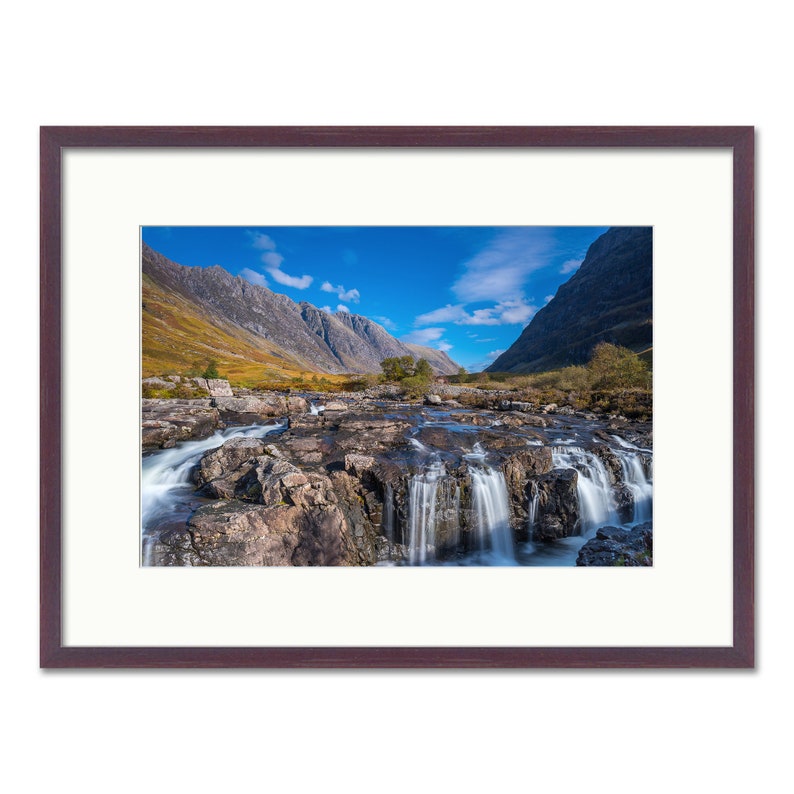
[142, 244, 460, 380]
[487, 227, 652, 373]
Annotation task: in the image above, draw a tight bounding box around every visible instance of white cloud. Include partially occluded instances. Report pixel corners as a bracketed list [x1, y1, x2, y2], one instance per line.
[239, 268, 268, 287]
[266, 268, 313, 289]
[336, 304, 350, 313]
[262, 251, 284, 268]
[320, 305, 333, 314]
[486, 349, 506, 361]
[476, 338, 497, 343]
[401, 327, 445, 345]
[249, 232, 276, 251]
[544, 295, 555, 304]
[321, 281, 360, 303]
[560, 258, 583, 274]
[415, 304, 469, 325]
[415, 298, 536, 328]
[459, 299, 537, 326]
[452, 228, 552, 303]
[436, 341, 453, 352]
[248, 232, 312, 290]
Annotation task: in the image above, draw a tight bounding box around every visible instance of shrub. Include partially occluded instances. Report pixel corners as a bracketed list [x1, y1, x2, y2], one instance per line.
[587, 343, 650, 390]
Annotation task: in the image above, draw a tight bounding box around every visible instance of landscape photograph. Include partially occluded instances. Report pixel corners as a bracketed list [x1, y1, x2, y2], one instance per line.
[141, 225, 653, 567]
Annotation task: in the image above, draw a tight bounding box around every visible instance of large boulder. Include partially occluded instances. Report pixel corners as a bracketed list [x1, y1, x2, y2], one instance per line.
[206, 378, 234, 397]
[576, 522, 653, 566]
[182, 499, 356, 566]
[195, 436, 271, 500]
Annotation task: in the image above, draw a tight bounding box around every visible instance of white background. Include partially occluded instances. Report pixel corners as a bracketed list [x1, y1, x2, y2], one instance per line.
[1, 3, 787, 793]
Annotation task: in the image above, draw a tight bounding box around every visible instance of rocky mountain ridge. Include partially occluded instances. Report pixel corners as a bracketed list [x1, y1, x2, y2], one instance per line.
[142, 243, 460, 376]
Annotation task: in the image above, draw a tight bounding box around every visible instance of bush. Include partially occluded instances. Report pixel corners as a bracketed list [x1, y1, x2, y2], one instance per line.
[587, 343, 650, 390]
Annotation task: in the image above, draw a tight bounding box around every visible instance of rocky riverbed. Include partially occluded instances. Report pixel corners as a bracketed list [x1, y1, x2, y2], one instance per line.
[142, 384, 653, 567]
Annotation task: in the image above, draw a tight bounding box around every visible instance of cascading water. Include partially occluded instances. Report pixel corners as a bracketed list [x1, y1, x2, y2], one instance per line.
[617, 451, 653, 523]
[309, 402, 325, 415]
[407, 460, 445, 564]
[141, 422, 285, 564]
[469, 466, 516, 563]
[527, 481, 540, 544]
[551, 446, 619, 535]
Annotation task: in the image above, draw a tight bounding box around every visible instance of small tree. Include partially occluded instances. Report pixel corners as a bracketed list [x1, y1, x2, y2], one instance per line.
[587, 343, 649, 390]
[414, 358, 433, 380]
[202, 359, 220, 379]
[380, 356, 415, 382]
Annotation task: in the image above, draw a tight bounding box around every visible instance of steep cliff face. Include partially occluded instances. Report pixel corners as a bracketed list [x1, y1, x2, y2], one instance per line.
[487, 227, 652, 373]
[142, 244, 460, 376]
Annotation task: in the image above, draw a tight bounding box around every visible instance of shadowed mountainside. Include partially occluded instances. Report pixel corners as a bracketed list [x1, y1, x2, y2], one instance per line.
[487, 227, 652, 374]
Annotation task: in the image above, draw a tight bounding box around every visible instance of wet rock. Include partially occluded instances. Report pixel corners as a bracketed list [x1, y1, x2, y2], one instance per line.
[424, 394, 443, 405]
[529, 469, 580, 541]
[332, 415, 412, 455]
[576, 522, 653, 566]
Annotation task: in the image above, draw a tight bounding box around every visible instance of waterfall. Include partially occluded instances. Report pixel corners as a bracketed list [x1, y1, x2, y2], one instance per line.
[407, 461, 445, 564]
[527, 481, 540, 543]
[469, 466, 515, 563]
[616, 450, 653, 523]
[309, 402, 325, 415]
[552, 446, 619, 535]
[141, 422, 284, 564]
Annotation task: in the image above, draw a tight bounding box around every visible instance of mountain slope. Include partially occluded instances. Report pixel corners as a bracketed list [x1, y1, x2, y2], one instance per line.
[142, 244, 460, 379]
[487, 227, 652, 374]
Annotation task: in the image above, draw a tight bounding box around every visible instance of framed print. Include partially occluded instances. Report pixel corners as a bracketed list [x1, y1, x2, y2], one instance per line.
[40, 126, 754, 668]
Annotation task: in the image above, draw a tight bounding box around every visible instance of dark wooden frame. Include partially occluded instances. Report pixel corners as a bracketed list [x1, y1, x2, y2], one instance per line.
[40, 126, 755, 668]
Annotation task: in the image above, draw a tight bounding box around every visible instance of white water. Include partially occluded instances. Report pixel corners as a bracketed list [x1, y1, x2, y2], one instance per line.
[618, 451, 653, 523]
[407, 461, 445, 564]
[527, 481, 540, 543]
[141, 422, 284, 564]
[550, 444, 653, 537]
[469, 466, 516, 564]
[309, 402, 325, 415]
[551, 446, 619, 535]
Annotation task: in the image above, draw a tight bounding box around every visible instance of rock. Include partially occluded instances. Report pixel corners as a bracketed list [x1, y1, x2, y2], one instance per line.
[206, 378, 234, 397]
[324, 401, 348, 412]
[141, 400, 221, 448]
[142, 377, 173, 390]
[332, 415, 412, 454]
[542, 403, 558, 414]
[214, 396, 282, 417]
[576, 522, 653, 566]
[424, 394, 443, 405]
[344, 454, 377, 478]
[179, 499, 358, 566]
[529, 469, 580, 541]
[195, 437, 270, 499]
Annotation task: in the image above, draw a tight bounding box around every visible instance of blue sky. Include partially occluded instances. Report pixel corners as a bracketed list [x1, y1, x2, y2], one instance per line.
[142, 225, 608, 372]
